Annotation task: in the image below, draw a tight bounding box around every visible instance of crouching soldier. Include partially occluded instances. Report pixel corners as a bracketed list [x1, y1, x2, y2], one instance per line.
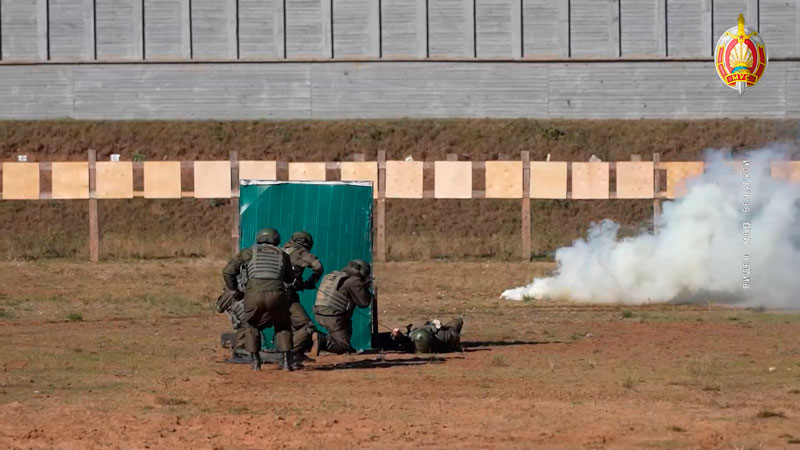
[312, 260, 374, 355]
[222, 227, 297, 371]
[215, 287, 247, 361]
[283, 231, 324, 359]
[390, 318, 464, 354]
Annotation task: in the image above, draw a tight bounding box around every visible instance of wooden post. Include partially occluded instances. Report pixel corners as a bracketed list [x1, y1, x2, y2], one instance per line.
[230, 151, 240, 254]
[88, 150, 99, 263]
[653, 152, 661, 233]
[521, 151, 531, 261]
[376, 150, 387, 262]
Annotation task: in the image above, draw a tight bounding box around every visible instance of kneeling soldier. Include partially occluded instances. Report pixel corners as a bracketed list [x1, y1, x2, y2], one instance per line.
[312, 260, 374, 355]
[215, 287, 247, 361]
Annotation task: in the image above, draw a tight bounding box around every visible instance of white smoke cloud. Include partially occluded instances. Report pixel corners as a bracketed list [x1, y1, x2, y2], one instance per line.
[502, 146, 800, 308]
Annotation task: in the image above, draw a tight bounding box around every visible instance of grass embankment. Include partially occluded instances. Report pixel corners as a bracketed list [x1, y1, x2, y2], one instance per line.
[0, 119, 796, 260]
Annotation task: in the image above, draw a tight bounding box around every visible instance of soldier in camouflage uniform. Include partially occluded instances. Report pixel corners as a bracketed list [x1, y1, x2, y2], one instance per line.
[389, 318, 464, 353]
[222, 227, 297, 371]
[282, 231, 324, 357]
[215, 287, 247, 360]
[312, 260, 374, 355]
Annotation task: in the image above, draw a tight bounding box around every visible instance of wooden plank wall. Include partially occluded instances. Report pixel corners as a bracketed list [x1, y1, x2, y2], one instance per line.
[0, 0, 797, 63]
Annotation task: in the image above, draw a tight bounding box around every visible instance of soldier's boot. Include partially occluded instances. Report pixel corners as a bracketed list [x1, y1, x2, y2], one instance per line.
[282, 351, 305, 370]
[290, 351, 305, 370]
[279, 352, 294, 371]
[293, 352, 315, 364]
[232, 347, 248, 360]
[250, 352, 262, 371]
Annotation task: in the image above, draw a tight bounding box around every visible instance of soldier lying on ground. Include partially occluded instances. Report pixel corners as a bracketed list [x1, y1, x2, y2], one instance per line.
[282, 231, 324, 360]
[312, 260, 374, 355]
[222, 227, 299, 371]
[388, 318, 465, 354]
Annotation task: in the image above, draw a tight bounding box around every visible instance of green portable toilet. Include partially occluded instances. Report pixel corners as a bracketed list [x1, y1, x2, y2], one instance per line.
[239, 180, 375, 351]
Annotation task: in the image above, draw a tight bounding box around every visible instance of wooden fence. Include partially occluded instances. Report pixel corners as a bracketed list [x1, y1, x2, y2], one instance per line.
[2, 150, 799, 263]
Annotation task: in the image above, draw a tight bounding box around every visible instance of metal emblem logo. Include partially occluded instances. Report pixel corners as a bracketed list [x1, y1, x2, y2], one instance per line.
[714, 14, 768, 96]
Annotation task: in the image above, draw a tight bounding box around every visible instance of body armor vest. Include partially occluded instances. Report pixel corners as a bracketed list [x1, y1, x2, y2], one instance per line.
[315, 271, 351, 314]
[284, 245, 304, 276]
[246, 244, 284, 281]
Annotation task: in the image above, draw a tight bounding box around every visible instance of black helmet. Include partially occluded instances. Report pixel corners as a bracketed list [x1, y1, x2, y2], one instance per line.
[408, 328, 433, 353]
[255, 228, 280, 245]
[290, 231, 314, 250]
[344, 259, 371, 279]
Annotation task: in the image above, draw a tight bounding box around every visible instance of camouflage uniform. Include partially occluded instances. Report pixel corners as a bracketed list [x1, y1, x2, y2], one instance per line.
[215, 288, 247, 355]
[283, 235, 324, 354]
[391, 318, 464, 353]
[222, 243, 294, 355]
[429, 318, 464, 352]
[313, 263, 373, 354]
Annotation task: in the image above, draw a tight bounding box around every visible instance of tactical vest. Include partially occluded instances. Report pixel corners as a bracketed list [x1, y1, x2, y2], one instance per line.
[246, 244, 284, 280]
[284, 245, 304, 275]
[315, 271, 351, 314]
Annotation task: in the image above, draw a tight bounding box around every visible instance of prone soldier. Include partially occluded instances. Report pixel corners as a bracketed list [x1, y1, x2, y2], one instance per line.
[222, 227, 297, 371]
[390, 318, 464, 354]
[312, 260, 374, 355]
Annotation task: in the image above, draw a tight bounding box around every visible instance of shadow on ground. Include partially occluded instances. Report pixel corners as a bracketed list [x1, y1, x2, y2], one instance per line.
[308, 356, 447, 371]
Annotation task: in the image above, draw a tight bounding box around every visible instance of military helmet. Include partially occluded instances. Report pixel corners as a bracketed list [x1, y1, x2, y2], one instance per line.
[255, 228, 281, 245]
[408, 328, 433, 353]
[345, 259, 371, 279]
[290, 231, 314, 250]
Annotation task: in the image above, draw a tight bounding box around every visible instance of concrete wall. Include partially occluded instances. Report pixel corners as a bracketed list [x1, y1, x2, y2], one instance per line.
[0, 0, 797, 119]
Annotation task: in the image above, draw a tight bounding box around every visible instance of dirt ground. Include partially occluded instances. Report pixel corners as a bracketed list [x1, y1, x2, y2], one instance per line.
[1, 260, 799, 449]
